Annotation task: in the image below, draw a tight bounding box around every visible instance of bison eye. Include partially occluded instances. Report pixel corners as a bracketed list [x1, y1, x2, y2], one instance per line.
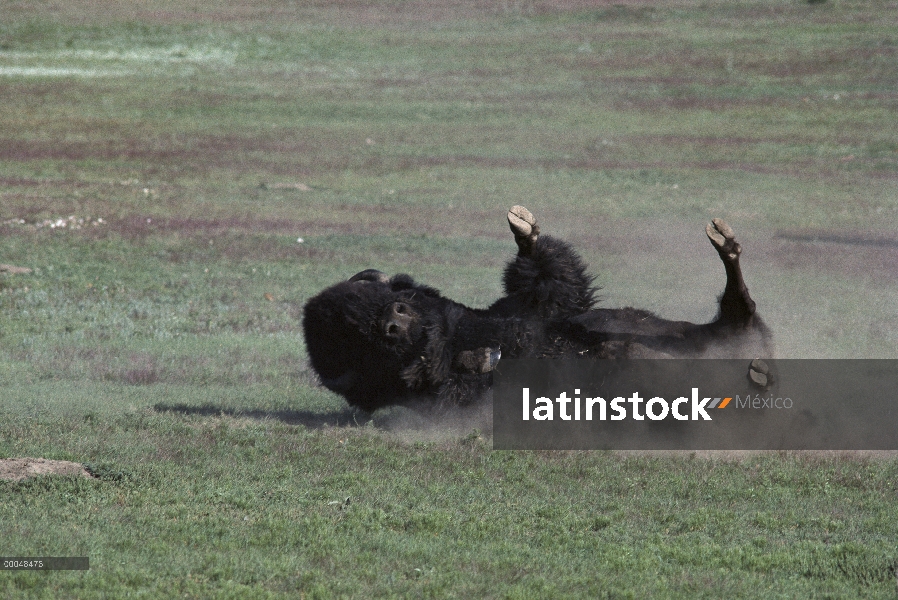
[396, 304, 406, 314]
[387, 324, 399, 335]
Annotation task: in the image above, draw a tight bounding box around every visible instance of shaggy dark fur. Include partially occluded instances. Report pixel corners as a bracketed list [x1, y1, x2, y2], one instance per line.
[303, 207, 771, 411]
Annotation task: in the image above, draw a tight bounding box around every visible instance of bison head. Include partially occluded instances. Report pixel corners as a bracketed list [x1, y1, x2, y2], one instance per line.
[302, 269, 450, 410]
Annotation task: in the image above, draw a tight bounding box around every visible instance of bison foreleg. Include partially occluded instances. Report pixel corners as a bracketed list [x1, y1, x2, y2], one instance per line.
[508, 205, 540, 256]
[452, 347, 501, 374]
[494, 206, 597, 319]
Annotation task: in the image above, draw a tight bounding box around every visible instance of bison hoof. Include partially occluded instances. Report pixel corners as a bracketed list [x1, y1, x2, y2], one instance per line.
[748, 358, 769, 388]
[453, 347, 501, 374]
[706, 218, 741, 262]
[508, 205, 540, 255]
[488, 348, 502, 370]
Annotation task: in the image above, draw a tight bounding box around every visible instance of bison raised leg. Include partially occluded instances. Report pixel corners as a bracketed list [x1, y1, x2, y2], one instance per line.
[495, 206, 597, 320]
[507, 205, 540, 256]
[706, 218, 757, 327]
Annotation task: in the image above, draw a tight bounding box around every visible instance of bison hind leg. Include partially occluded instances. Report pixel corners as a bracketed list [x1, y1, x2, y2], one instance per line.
[706, 218, 740, 262]
[706, 218, 757, 326]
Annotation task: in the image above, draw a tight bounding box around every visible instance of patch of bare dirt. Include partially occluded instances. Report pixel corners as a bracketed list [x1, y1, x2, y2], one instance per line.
[0, 264, 32, 274]
[771, 229, 898, 282]
[0, 458, 95, 482]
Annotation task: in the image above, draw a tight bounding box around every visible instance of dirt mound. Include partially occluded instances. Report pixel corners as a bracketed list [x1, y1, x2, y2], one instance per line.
[0, 458, 95, 482]
[0, 264, 31, 274]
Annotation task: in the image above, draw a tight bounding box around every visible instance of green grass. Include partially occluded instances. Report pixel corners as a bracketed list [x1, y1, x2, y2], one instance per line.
[1, 0, 897, 596]
[3, 388, 898, 598]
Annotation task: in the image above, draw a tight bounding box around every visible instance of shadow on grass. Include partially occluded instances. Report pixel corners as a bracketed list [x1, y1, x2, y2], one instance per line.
[152, 403, 370, 429]
[152, 402, 493, 437]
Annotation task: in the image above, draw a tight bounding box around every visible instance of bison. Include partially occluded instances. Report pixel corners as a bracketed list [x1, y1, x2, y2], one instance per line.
[303, 206, 771, 412]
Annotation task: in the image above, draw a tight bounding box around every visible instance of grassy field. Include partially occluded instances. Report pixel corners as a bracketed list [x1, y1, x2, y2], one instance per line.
[1, 0, 897, 596]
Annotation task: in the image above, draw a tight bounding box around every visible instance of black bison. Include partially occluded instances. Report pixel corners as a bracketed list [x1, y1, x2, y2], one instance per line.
[303, 207, 771, 412]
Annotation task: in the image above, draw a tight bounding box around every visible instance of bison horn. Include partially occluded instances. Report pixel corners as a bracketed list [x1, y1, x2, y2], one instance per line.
[348, 269, 390, 284]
